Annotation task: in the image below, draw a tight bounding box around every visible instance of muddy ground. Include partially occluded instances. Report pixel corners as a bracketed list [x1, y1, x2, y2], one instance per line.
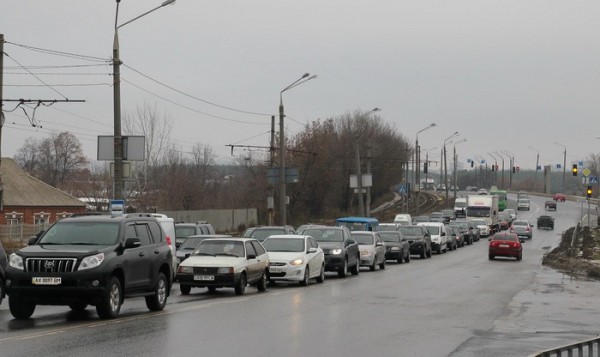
[542, 225, 600, 280]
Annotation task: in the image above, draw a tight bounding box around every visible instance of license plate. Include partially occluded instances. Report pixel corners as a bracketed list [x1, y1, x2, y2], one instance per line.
[499, 244, 509, 248]
[32, 277, 61, 285]
[269, 268, 282, 273]
[193, 275, 214, 281]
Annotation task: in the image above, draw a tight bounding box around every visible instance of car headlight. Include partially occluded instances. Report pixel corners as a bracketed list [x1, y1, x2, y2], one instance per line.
[360, 250, 373, 256]
[331, 248, 342, 255]
[178, 266, 193, 274]
[290, 258, 304, 266]
[78, 253, 104, 271]
[391, 247, 400, 251]
[217, 267, 233, 274]
[9, 253, 24, 270]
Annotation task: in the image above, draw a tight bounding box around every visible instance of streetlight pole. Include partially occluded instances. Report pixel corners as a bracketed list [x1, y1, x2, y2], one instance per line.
[502, 150, 514, 191]
[488, 152, 498, 186]
[453, 139, 466, 199]
[529, 146, 540, 193]
[364, 108, 382, 217]
[415, 123, 436, 214]
[554, 142, 567, 194]
[495, 151, 506, 190]
[279, 73, 317, 225]
[113, 0, 175, 200]
[443, 131, 459, 205]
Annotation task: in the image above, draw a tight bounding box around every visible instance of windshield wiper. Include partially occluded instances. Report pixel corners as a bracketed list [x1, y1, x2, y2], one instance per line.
[195, 252, 215, 257]
[215, 253, 240, 257]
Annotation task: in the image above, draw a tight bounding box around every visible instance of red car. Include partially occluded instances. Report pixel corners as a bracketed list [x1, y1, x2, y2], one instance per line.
[553, 193, 566, 202]
[489, 232, 523, 261]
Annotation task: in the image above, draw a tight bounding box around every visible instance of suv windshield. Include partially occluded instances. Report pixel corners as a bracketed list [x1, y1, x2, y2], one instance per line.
[378, 232, 400, 242]
[39, 222, 119, 245]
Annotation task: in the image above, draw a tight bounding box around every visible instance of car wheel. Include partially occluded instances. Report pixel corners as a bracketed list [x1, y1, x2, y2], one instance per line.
[436, 245, 442, 254]
[338, 258, 349, 278]
[351, 256, 360, 275]
[369, 258, 376, 271]
[489, 254, 494, 260]
[316, 264, 325, 283]
[9, 296, 36, 320]
[420, 248, 426, 259]
[146, 272, 168, 311]
[69, 302, 88, 312]
[299, 267, 310, 286]
[517, 254, 522, 261]
[96, 276, 122, 319]
[397, 255, 403, 264]
[234, 273, 247, 295]
[257, 271, 268, 291]
[180, 285, 191, 295]
[379, 258, 385, 270]
[427, 247, 432, 258]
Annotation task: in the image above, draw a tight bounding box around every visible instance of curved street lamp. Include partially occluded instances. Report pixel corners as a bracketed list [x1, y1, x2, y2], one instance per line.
[443, 132, 459, 202]
[414, 123, 436, 214]
[278, 73, 317, 225]
[113, 0, 176, 200]
[529, 146, 540, 192]
[452, 138, 466, 199]
[553, 142, 567, 194]
[358, 108, 382, 217]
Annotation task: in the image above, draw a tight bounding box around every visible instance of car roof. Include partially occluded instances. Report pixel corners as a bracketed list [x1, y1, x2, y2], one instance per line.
[187, 234, 231, 238]
[264, 234, 311, 240]
[336, 217, 379, 223]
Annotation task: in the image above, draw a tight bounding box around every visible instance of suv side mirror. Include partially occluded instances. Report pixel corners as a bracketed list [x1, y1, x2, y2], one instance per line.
[28, 236, 39, 245]
[345, 239, 356, 246]
[124, 237, 141, 249]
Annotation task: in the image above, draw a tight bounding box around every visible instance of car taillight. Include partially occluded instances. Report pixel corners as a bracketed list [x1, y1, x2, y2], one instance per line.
[165, 235, 172, 246]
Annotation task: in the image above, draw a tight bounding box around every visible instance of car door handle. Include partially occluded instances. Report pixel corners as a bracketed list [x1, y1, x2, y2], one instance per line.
[154, 249, 160, 254]
[139, 252, 145, 257]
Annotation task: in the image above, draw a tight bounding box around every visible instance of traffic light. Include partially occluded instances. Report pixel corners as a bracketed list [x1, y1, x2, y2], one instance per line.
[587, 186, 592, 199]
[423, 162, 428, 174]
[572, 164, 578, 176]
[470, 161, 474, 168]
[491, 165, 495, 172]
[512, 166, 516, 173]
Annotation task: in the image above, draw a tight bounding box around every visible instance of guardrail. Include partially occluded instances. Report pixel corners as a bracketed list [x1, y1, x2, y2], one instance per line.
[528, 335, 600, 357]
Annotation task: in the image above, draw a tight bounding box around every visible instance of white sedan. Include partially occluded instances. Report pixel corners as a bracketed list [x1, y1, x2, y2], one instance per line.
[262, 235, 325, 286]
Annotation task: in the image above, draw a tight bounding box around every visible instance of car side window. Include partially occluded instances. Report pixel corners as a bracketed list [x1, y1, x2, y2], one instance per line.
[245, 242, 257, 258]
[148, 221, 162, 243]
[135, 223, 152, 246]
[251, 241, 266, 256]
[309, 237, 318, 248]
[125, 224, 137, 239]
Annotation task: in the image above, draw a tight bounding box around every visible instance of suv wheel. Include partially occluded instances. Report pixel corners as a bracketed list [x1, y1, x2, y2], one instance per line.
[146, 272, 168, 311]
[96, 276, 122, 319]
[9, 296, 36, 319]
[256, 271, 268, 292]
[350, 256, 360, 276]
[338, 258, 348, 278]
[235, 273, 247, 295]
[379, 259, 385, 270]
[0, 276, 4, 305]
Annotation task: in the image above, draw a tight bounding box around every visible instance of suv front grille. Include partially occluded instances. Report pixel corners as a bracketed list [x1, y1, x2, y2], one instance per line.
[25, 258, 78, 273]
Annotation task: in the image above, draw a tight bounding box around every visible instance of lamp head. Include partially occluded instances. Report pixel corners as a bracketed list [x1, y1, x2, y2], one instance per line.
[161, 0, 176, 6]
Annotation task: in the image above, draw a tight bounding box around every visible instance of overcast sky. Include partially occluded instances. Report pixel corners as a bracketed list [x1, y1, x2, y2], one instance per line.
[2, 0, 600, 172]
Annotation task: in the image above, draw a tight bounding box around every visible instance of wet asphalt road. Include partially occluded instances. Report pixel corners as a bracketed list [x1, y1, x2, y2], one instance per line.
[0, 194, 598, 357]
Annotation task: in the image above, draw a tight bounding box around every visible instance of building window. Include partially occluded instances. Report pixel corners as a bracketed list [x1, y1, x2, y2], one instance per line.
[34, 212, 50, 226]
[5, 211, 23, 225]
[57, 212, 70, 221]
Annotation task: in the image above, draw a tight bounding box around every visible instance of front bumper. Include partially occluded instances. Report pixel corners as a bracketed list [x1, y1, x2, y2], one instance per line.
[324, 254, 346, 272]
[268, 263, 306, 282]
[177, 272, 241, 288]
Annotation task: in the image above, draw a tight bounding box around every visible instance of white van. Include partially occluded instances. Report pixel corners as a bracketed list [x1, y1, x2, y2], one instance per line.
[417, 222, 447, 254]
[394, 214, 412, 225]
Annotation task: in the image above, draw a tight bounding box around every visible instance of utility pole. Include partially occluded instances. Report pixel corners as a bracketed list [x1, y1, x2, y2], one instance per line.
[269, 115, 275, 226]
[355, 134, 364, 216]
[0, 34, 4, 171]
[366, 139, 372, 217]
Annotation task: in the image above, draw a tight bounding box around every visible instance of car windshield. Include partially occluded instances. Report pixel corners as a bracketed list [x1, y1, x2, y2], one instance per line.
[518, 199, 529, 204]
[38, 222, 119, 245]
[398, 227, 423, 236]
[352, 233, 374, 245]
[454, 201, 467, 208]
[194, 240, 244, 257]
[304, 229, 344, 242]
[423, 226, 440, 235]
[378, 225, 398, 232]
[262, 238, 305, 252]
[337, 222, 368, 231]
[250, 229, 285, 242]
[450, 223, 468, 231]
[466, 207, 490, 217]
[472, 220, 487, 226]
[175, 226, 196, 238]
[378, 232, 401, 242]
[430, 212, 443, 218]
[180, 237, 207, 250]
[493, 234, 517, 242]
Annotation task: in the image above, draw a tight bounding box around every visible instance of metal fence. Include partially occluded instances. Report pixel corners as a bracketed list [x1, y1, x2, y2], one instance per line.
[0, 224, 50, 251]
[529, 336, 600, 357]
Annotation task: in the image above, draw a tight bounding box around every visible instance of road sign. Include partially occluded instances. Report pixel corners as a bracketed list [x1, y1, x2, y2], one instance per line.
[398, 185, 406, 193]
[110, 200, 125, 215]
[590, 176, 599, 184]
[516, 166, 520, 172]
[582, 168, 591, 177]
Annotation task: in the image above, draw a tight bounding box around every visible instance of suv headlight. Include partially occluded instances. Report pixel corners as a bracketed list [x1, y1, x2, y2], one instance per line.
[78, 253, 104, 271]
[9, 253, 24, 270]
[331, 248, 342, 255]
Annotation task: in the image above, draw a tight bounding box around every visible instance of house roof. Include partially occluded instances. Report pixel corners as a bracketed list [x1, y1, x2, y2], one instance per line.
[1, 158, 85, 207]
